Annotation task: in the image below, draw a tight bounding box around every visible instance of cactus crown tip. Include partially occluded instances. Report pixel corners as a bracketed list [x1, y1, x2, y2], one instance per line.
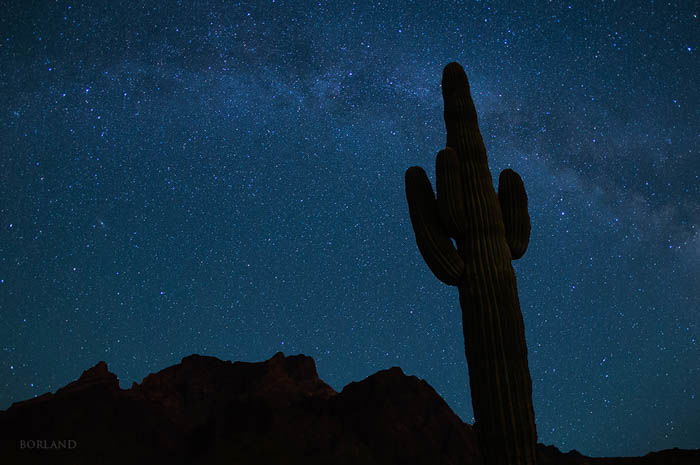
[443, 61, 464, 72]
[441, 62, 468, 95]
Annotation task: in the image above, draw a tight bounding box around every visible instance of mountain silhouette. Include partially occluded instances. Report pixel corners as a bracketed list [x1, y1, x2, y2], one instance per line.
[1, 352, 698, 464]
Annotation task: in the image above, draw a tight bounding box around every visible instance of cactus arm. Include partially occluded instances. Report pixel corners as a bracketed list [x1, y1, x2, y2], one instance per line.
[436, 147, 468, 238]
[405, 166, 464, 285]
[498, 169, 531, 260]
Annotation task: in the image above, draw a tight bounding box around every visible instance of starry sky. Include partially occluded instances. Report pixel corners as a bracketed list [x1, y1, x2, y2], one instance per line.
[1, 0, 698, 457]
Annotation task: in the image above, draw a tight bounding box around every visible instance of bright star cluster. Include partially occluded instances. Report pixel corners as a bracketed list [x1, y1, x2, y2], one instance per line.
[0, 0, 697, 457]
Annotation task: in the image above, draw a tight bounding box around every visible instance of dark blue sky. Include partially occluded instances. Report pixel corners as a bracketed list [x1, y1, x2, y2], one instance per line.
[1, 0, 697, 457]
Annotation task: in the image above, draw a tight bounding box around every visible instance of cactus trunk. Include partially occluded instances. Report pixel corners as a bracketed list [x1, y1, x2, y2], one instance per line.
[405, 62, 537, 465]
[458, 251, 536, 464]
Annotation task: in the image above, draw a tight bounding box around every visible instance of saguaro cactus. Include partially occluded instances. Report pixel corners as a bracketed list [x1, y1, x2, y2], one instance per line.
[405, 62, 537, 465]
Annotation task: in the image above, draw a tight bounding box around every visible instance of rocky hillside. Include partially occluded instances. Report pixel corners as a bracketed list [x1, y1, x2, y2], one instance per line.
[1, 352, 697, 464]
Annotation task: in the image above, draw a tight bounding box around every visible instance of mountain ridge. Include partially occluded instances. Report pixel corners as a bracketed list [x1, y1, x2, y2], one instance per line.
[1, 352, 697, 464]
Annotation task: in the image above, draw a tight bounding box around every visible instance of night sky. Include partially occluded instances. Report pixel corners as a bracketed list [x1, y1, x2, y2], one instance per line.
[1, 0, 698, 457]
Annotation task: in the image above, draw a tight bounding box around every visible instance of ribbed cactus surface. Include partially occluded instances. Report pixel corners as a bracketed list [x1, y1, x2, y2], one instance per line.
[405, 62, 537, 465]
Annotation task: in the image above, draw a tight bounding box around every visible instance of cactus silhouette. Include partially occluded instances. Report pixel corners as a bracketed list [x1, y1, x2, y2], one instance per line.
[405, 62, 537, 465]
